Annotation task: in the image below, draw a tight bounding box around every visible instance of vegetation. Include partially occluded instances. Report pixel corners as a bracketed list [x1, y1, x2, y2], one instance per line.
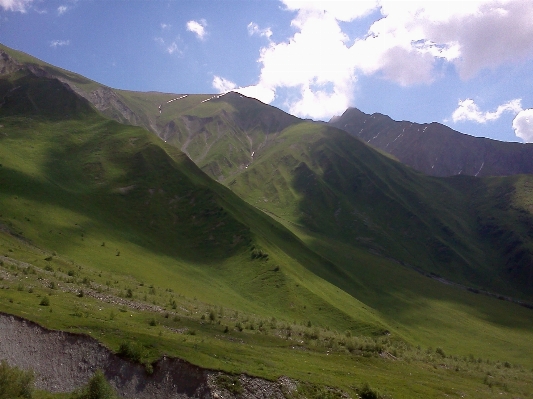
[0, 361, 34, 399]
[1, 43, 533, 399]
[69, 370, 117, 399]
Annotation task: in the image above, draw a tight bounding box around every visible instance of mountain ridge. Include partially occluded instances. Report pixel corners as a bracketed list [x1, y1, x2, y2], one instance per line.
[329, 107, 533, 177]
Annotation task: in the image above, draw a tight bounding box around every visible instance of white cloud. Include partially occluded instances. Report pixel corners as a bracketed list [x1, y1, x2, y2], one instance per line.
[154, 37, 182, 55]
[214, 0, 533, 120]
[160, 23, 171, 30]
[282, 0, 377, 22]
[212, 76, 275, 104]
[166, 42, 180, 55]
[50, 39, 70, 48]
[452, 98, 523, 123]
[57, 5, 67, 15]
[235, 84, 276, 105]
[186, 19, 207, 40]
[0, 0, 33, 12]
[247, 22, 272, 39]
[212, 76, 237, 93]
[513, 109, 533, 143]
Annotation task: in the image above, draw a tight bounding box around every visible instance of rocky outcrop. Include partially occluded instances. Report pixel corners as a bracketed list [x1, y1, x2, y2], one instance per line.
[0, 50, 22, 75]
[88, 86, 142, 127]
[0, 312, 296, 398]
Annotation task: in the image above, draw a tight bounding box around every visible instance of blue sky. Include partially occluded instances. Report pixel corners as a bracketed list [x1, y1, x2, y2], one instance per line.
[1, 0, 533, 143]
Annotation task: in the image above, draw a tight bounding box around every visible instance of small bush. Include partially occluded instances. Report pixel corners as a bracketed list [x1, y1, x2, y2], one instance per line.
[435, 347, 446, 358]
[39, 296, 50, 306]
[118, 341, 144, 363]
[0, 360, 34, 399]
[358, 382, 380, 399]
[70, 369, 117, 399]
[215, 374, 242, 395]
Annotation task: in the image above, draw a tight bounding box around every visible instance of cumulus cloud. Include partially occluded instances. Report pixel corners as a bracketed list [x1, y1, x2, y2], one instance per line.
[0, 0, 33, 12]
[247, 22, 272, 39]
[215, 0, 533, 120]
[57, 5, 67, 15]
[186, 19, 207, 40]
[452, 98, 523, 123]
[212, 76, 275, 104]
[50, 39, 70, 48]
[212, 76, 237, 93]
[513, 109, 533, 143]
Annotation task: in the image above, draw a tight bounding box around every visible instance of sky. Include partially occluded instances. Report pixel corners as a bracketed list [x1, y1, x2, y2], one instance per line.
[1, 0, 533, 143]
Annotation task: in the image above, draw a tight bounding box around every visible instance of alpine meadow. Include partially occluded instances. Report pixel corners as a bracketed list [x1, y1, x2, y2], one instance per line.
[1, 40, 533, 399]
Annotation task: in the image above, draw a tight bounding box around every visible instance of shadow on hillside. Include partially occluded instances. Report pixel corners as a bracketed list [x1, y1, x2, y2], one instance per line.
[283, 128, 533, 337]
[0, 134, 250, 266]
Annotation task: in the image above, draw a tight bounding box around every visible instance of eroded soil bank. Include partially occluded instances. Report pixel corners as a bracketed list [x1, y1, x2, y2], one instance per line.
[0, 312, 296, 398]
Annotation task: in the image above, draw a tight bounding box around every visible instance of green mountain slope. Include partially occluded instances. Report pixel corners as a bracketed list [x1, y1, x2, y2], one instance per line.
[0, 66, 389, 333]
[2, 44, 533, 399]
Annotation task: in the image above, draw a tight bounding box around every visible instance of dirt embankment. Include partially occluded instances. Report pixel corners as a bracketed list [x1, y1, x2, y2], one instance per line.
[0, 312, 296, 398]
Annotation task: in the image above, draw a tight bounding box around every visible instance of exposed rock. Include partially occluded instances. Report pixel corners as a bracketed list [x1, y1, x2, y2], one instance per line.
[0, 312, 297, 399]
[0, 50, 22, 76]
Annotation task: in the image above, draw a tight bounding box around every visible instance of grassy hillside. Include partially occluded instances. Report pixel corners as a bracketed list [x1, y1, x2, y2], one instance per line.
[2, 46, 533, 399]
[227, 121, 533, 299]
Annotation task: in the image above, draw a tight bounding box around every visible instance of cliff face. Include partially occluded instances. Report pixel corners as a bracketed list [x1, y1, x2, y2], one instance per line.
[330, 108, 533, 177]
[0, 312, 296, 399]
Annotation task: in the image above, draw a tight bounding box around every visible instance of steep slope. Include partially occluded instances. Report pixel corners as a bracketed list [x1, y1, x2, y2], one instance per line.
[329, 107, 533, 177]
[0, 69, 391, 336]
[225, 121, 533, 299]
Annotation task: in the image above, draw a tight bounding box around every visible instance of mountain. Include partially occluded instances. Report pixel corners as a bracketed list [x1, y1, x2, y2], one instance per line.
[2, 43, 533, 399]
[329, 107, 533, 177]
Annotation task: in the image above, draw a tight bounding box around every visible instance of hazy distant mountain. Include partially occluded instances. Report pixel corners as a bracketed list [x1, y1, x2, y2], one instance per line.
[329, 107, 533, 177]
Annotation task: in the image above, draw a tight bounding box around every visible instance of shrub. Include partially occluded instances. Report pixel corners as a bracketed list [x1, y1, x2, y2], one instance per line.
[0, 360, 34, 399]
[39, 296, 50, 306]
[358, 382, 380, 399]
[70, 369, 117, 399]
[435, 347, 446, 358]
[117, 341, 144, 363]
[215, 374, 242, 395]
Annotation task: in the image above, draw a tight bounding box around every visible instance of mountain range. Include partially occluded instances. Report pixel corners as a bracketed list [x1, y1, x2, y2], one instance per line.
[2, 43, 533, 399]
[329, 107, 533, 177]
